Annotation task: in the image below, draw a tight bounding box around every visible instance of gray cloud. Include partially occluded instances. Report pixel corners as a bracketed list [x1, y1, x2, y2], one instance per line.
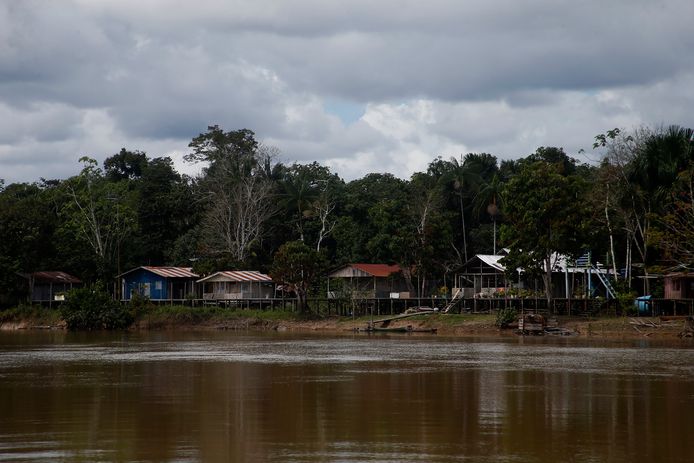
[1, 0, 693, 183]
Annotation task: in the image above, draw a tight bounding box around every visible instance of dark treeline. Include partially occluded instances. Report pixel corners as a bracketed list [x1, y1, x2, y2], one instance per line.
[1, 124, 693, 306]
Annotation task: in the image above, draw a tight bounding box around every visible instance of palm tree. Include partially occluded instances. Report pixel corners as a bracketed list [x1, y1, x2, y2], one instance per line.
[631, 125, 694, 203]
[281, 168, 319, 242]
[627, 125, 694, 292]
[473, 174, 504, 254]
[442, 155, 481, 262]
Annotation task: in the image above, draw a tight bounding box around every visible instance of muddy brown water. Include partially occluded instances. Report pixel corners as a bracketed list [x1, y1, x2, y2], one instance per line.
[1, 331, 693, 462]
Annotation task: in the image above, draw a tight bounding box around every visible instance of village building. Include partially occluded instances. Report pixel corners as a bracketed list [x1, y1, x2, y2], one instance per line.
[454, 251, 615, 299]
[118, 266, 199, 301]
[327, 263, 409, 299]
[454, 254, 508, 298]
[19, 271, 82, 305]
[197, 270, 274, 301]
[664, 270, 694, 299]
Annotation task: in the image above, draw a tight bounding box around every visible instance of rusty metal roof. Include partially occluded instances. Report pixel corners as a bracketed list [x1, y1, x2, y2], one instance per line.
[197, 270, 273, 283]
[330, 263, 402, 278]
[119, 266, 199, 279]
[27, 271, 82, 284]
[143, 266, 198, 278]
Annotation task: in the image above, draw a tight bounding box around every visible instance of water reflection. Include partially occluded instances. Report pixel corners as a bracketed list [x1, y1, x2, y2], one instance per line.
[0, 331, 692, 462]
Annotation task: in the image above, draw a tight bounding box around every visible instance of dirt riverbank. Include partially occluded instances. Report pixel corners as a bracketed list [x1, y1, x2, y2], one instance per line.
[2, 311, 692, 340]
[133, 313, 692, 340]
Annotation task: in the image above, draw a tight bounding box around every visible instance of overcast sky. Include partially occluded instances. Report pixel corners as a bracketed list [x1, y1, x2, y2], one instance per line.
[1, 0, 693, 184]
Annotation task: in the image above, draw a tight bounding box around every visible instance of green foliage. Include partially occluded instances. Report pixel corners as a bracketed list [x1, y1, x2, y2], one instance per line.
[58, 158, 138, 279]
[271, 241, 325, 312]
[104, 149, 148, 181]
[128, 293, 155, 318]
[0, 182, 62, 300]
[3, 122, 694, 307]
[0, 305, 62, 325]
[61, 284, 133, 330]
[501, 151, 592, 300]
[185, 125, 259, 176]
[495, 307, 518, 328]
[144, 306, 297, 323]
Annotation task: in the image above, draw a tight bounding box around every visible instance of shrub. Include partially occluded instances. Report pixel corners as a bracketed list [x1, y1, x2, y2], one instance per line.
[495, 307, 518, 328]
[61, 283, 133, 330]
[129, 293, 155, 318]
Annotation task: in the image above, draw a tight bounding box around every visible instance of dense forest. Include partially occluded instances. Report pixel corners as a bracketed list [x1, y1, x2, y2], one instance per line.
[1, 124, 693, 306]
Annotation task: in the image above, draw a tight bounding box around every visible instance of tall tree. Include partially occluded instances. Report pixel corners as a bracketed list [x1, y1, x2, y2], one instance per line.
[134, 156, 196, 266]
[473, 173, 503, 254]
[104, 149, 148, 181]
[598, 125, 694, 289]
[0, 182, 61, 304]
[59, 157, 137, 278]
[656, 163, 694, 266]
[187, 126, 277, 263]
[440, 155, 482, 262]
[501, 152, 590, 302]
[270, 240, 324, 313]
[279, 162, 340, 246]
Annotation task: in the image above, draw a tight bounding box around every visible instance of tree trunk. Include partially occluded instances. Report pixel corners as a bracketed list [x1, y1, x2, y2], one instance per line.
[543, 256, 553, 303]
[626, 237, 632, 289]
[459, 193, 468, 262]
[297, 289, 308, 313]
[605, 188, 618, 280]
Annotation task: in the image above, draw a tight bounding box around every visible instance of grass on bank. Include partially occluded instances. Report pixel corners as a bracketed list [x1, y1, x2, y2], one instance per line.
[0, 305, 63, 326]
[137, 305, 303, 326]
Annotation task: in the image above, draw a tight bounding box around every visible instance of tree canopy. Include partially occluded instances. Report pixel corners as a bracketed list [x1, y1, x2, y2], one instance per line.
[1, 123, 693, 306]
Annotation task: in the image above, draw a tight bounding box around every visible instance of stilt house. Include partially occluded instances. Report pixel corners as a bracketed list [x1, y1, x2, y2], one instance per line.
[119, 266, 199, 301]
[197, 271, 274, 301]
[664, 269, 694, 299]
[20, 271, 82, 304]
[327, 264, 408, 299]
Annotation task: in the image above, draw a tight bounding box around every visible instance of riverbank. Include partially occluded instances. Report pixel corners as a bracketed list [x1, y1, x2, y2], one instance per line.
[279, 314, 693, 340]
[2, 305, 692, 340]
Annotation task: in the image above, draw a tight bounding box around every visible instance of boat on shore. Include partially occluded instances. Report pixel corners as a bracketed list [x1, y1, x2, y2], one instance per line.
[355, 324, 438, 334]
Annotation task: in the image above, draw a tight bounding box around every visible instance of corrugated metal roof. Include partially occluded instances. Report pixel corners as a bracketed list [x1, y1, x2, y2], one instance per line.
[28, 271, 82, 284]
[338, 263, 402, 278]
[141, 266, 199, 278]
[468, 253, 610, 274]
[476, 255, 506, 272]
[197, 270, 272, 283]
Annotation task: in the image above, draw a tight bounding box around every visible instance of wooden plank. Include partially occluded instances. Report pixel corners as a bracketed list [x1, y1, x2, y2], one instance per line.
[370, 311, 434, 325]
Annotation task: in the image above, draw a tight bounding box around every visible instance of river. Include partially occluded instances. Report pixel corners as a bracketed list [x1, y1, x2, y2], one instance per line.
[1, 331, 693, 462]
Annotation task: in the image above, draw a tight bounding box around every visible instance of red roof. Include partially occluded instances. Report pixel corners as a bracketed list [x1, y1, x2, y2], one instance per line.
[349, 263, 402, 277]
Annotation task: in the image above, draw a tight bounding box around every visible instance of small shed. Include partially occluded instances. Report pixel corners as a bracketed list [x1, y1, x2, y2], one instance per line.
[664, 272, 694, 299]
[119, 266, 199, 301]
[21, 271, 82, 304]
[327, 263, 407, 299]
[197, 271, 274, 300]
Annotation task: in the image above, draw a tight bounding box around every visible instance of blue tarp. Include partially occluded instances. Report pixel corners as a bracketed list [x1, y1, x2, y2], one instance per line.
[635, 295, 652, 314]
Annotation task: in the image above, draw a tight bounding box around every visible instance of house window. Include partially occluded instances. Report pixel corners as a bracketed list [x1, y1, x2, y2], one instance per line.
[155, 281, 162, 290]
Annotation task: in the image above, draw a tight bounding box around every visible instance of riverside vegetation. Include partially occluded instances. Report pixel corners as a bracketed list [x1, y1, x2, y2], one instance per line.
[1, 124, 693, 318]
[1, 288, 690, 340]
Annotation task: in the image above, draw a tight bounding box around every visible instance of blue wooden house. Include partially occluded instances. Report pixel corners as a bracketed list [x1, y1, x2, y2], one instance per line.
[119, 266, 199, 301]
